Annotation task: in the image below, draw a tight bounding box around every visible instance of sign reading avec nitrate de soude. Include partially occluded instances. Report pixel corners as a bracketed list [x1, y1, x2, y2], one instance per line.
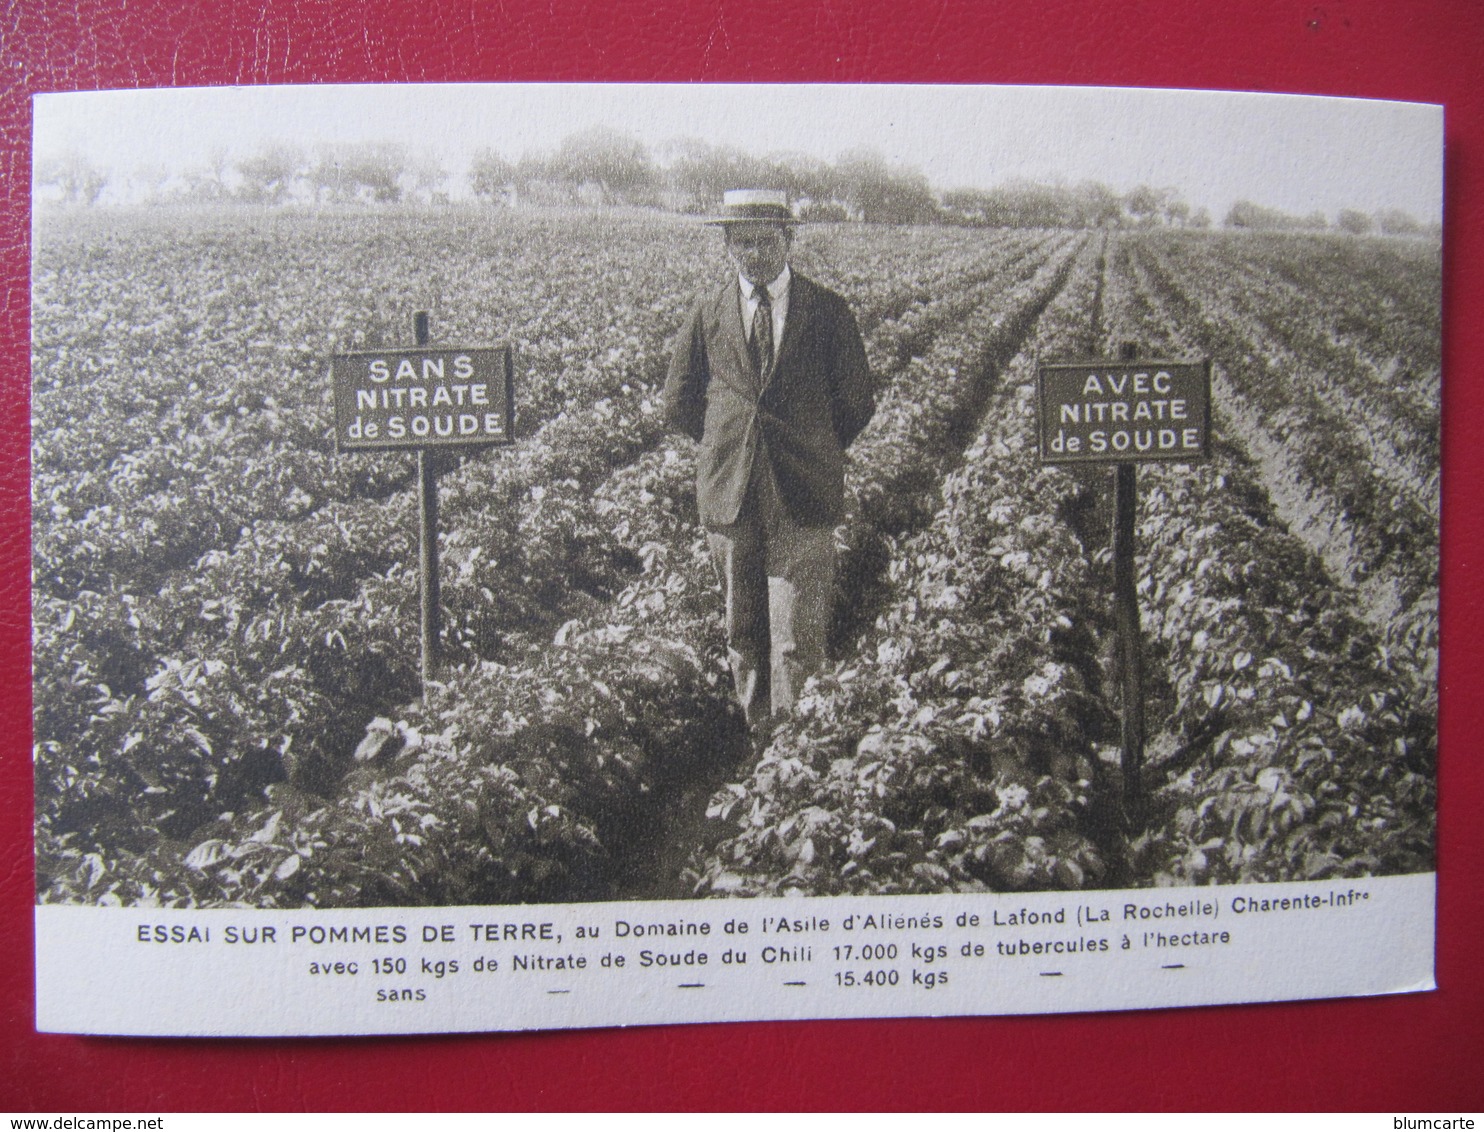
[1038, 360, 1211, 464]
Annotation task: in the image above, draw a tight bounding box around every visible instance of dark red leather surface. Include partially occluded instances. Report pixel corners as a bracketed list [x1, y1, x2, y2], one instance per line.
[3, 0, 1481, 1112]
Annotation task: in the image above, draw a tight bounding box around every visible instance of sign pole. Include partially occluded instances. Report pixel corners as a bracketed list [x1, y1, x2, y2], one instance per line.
[1112, 460, 1145, 825]
[1035, 348, 1209, 829]
[331, 322, 514, 704]
[1112, 341, 1145, 827]
[414, 310, 440, 701]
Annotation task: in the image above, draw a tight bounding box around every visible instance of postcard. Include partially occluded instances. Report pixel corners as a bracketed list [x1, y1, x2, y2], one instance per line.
[30, 83, 1439, 1035]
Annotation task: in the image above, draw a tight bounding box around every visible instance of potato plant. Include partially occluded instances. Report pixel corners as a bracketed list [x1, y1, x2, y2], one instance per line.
[32, 207, 1438, 907]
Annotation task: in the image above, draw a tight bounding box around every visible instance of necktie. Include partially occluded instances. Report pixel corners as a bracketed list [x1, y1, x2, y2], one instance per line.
[751, 286, 773, 378]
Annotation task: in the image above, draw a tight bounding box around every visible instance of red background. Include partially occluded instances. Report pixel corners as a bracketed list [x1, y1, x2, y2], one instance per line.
[2, 0, 1481, 1112]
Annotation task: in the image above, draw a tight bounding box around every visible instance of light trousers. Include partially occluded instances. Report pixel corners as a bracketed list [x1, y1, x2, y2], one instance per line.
[706, 461, 835, 730]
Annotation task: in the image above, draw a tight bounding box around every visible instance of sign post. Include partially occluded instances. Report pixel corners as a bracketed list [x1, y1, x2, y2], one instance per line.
[1112, 447, 1145, 825]
[331, 315, 515, 700]
[1037, 349, 1211, 826]
[414, 312, 439, 699]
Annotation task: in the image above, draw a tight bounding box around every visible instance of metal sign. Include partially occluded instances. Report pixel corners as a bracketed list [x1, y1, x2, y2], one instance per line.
[1037, 360, 1211, 464]
[331, 346, 515, 451]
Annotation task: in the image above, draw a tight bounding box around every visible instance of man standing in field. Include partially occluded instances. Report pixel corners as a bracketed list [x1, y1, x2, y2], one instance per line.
[664, 189, 875, 750]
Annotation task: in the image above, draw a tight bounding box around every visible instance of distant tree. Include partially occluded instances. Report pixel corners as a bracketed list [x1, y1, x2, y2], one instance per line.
[550, 127, 657, 204]
[410, 150, 449, 204]
[764, 151, 838, 206]
[961, 182, 1063, 228]
[1123, 184, 1173, 227]
[659, 140, 847, 215]
[941, 187, 994, 225]
[833, 149, 887, 222]
[661, 138, 761, 212]
[236, 143, 305, 203]
[1223, 200, 1256, 228]
[205, 149, 231, 197]
[309, 142, 408, 203]
[176, 148, 232, 202]
[1376, 208, 1424, 236]
[834, 149, 936, 224]
[942, 180, 1129, 229]
[306, 152, 340, 202]
[469, 148, 516, 201]
[349, 143, 409, 203]
[1189, 206, 1213, 229]
[658, 137, 710, 209]
[798, 199, 849, 222]
[998, 181, 1075, 228]
[1069, 181, 1124, 228]
[1225, 199, 1316, 230]
[1337, 208, 1374, 235]
[512, 152, 550, 189]
[131, 162, 171, 204]
[36, 152, 109, 205]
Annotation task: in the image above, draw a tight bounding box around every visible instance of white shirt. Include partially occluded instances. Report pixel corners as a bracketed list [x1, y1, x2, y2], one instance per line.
[739, 265, 791, 352]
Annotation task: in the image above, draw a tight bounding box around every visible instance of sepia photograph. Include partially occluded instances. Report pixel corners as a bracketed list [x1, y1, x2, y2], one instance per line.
[27, 82, 1441, 1034]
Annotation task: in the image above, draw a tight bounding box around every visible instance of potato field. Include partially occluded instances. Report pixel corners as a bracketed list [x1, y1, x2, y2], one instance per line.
[31, 206, 1439, 907]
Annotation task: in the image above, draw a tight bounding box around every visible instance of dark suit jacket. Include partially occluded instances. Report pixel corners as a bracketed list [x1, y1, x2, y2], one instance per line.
[663, 271, 875, 528]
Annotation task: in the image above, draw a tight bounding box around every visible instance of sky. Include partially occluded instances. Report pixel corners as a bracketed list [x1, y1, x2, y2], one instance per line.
[32, 83, 1444, 221]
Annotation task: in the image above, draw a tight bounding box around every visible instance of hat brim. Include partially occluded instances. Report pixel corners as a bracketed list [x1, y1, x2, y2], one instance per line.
[705, 216, 801, 226]
[704, 205, 800, 226]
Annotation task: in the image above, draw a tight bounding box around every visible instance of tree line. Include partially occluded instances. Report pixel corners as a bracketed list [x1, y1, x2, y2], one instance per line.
[1222, 198, 1436, 237]
[35, 127, 1433, 235]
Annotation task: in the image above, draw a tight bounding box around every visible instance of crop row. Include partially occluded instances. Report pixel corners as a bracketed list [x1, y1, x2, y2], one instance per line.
[1093, 237, 1436, 882]
[1124, 236, 1437, 624]
[34, 212, 1436, 906]
[696, 227, 1437, 895]
[102, 231, 1085, 907]
[34, 213, 1078, 905]
[31, 209, 718, 601]
[1183, 230, 1440, 415]
[694, 236, 1114, 895]
[1136, 231, 1438, 518]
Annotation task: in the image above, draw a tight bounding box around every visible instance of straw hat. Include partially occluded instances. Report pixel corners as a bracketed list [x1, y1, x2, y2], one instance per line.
[706, 188, 799, 226]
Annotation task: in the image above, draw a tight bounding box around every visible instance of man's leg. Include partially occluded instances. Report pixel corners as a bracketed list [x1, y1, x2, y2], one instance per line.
[707, 518, 772, 729]
[758, 473, 835, 719]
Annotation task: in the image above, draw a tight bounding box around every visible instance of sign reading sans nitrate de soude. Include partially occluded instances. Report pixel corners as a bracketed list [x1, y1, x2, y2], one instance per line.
[1038, 360, 1211, 464]
[332, 347, 515, 450]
